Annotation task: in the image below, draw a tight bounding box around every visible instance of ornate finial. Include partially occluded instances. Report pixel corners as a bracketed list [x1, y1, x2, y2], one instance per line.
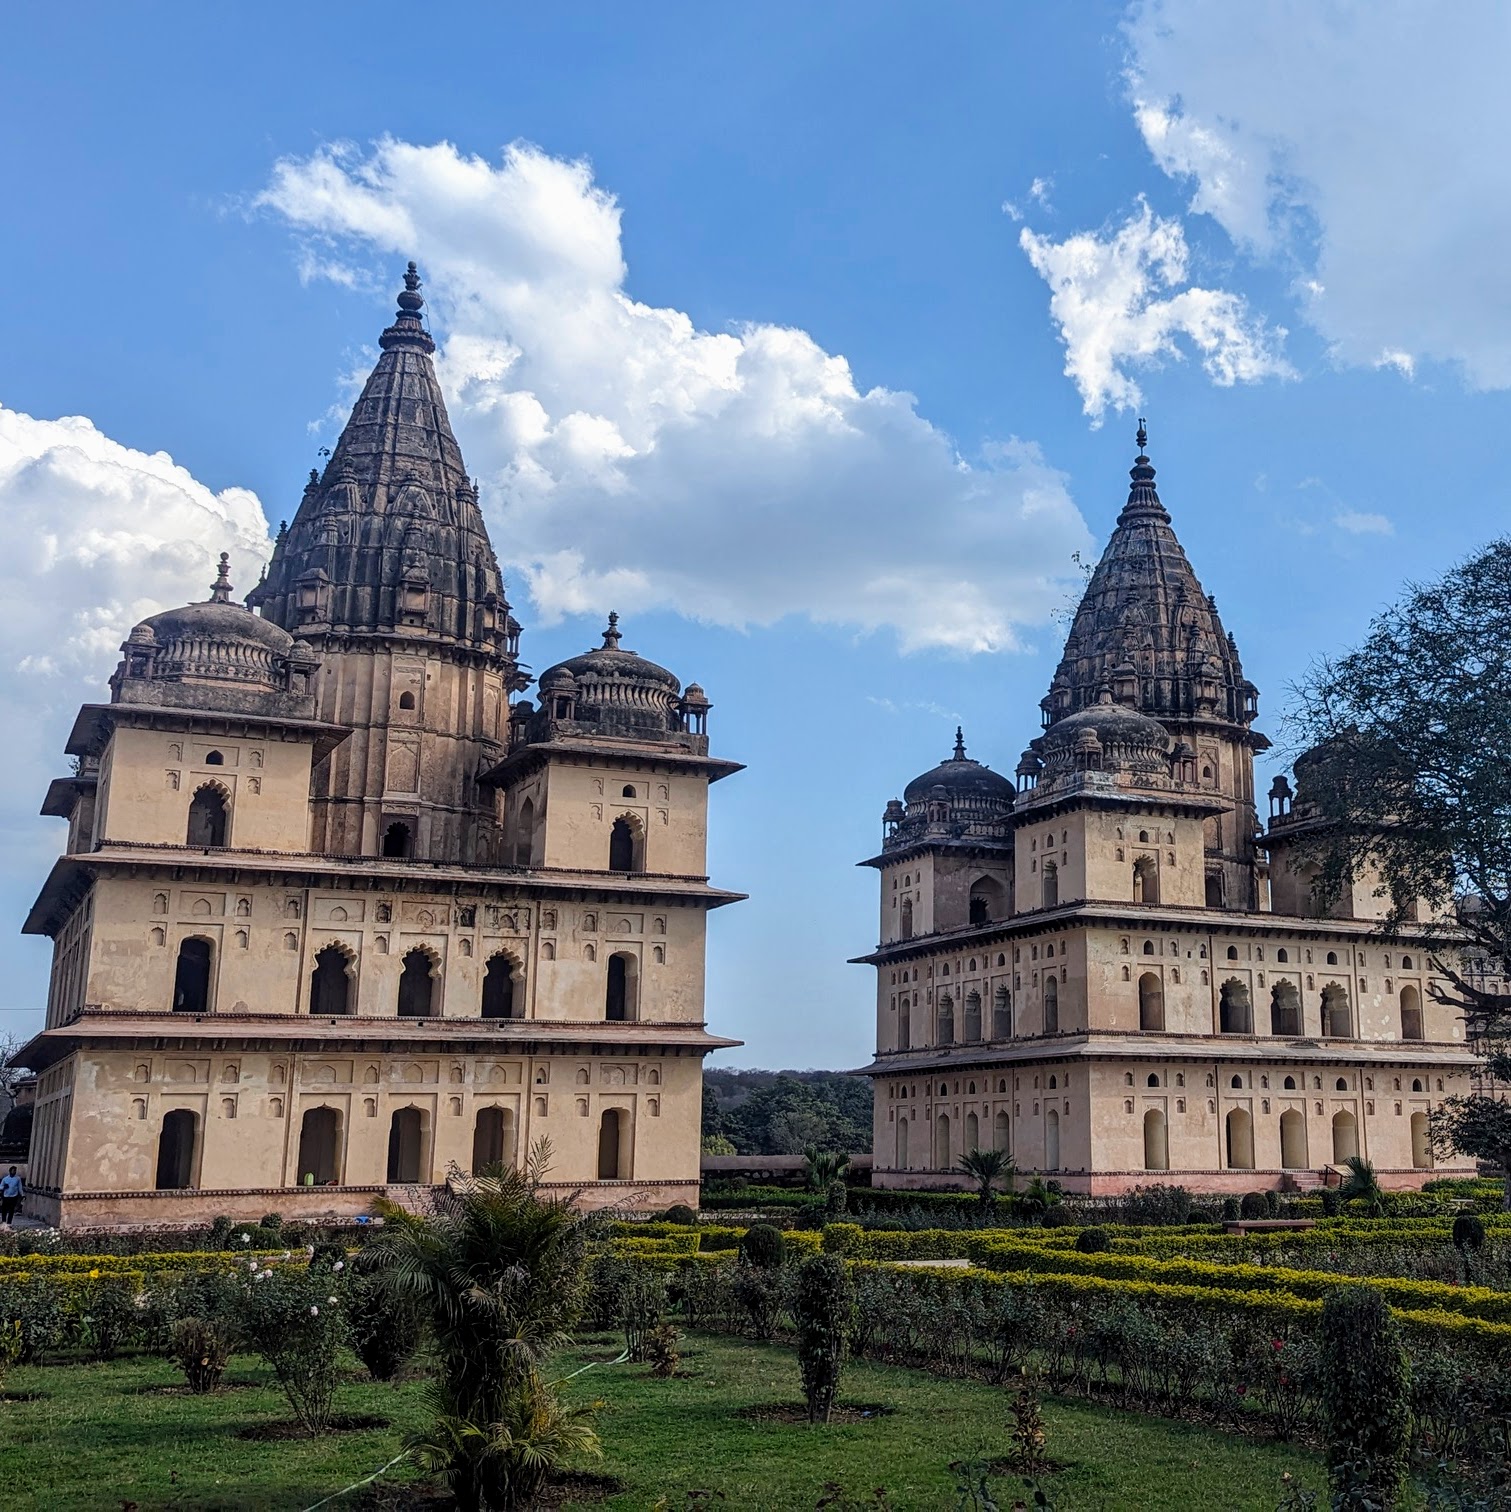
[953, 726, 967, 761]
[601, 611, 622, 650]
[381, 259, 435, 353]
[404, 260, 420, 291]
[1136, 418, 1148, 456]
[1123, 414, 1165, 518]
[307, 468, 319, 488]
[210, 552, 233, 604]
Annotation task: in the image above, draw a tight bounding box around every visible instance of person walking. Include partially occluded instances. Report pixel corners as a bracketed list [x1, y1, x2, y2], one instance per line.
[0, 1167, 22, 1226]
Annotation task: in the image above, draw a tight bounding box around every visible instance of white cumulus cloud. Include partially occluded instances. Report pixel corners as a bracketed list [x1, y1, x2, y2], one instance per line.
[1019, 198, 1292, 422]
[1127, 0, 1511, 387]
[257, 137, 1092, 653]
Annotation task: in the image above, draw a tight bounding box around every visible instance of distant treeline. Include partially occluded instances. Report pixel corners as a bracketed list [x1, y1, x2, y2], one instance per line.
[702, 1067, 872, 1155]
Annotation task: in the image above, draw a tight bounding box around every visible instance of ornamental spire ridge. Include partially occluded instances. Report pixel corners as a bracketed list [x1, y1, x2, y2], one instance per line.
[209, 552, 233, 604]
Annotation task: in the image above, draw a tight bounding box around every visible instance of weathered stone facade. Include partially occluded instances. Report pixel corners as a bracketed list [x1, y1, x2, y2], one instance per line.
[855, 428, 1475, 1194]
[18, 267, 742, 1227]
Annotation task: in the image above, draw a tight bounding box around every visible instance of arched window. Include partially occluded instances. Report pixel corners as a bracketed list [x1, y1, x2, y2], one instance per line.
[992, 986, 1011, 1039]
[1282, 1075, 1296, 1090]
[297, 1106, 344, 1185]
[900, 898, 913, 940]
[933, 1113, 951, 1169]
[382, 821, 413, 859]
[1231, 1074, 1244, 1089]
[203, 750, 224, 766]
[935, 995, 955, 1046]
[1226, 946, 1240, 961]
[1205, 873, 1224, 908]
[1280, 1108, 1308, 1169]
[387, 1107, 430, 1183]
[1147, 1072, 1160, 1088]
[514, 797, 536, 868]
[1225, 1107, 1255, 1169]
[1142, 1108, 1168, 1171]
[155, 1109, 199, 1190]
[1143, 940, 1156, 956]
[1045, 1108, 1060, 1168]
[398, 691, 416, 710]
[1270, 981, 1301, 1036]
[1326, 951, 1338, 966]
[1276, 948, 1289, 963]
[171, 937, 213, 1013]
[482, 955, 521, 1019]
[1331, 1109, 1359, 1163]
[608, 815, 644, 873]
[605, 952, 639, 1022]
[1132, 857, 1158, 904]
[472, 1106, 517, 1171]
[1400, 985, 1424, 1040]
[963, 991, 982, 1042]
[1401, 955, 1414, 969]
[1043, 976, 1058, 1034]
[965, 1111, 980, 1152]
[1042, 862, 1058, 908]
[397, 948, 438, 1018]
[1138, 972, 1164, 1032]
[597, 1107, 630, 1179]
[187, 785, 228, 847]
[1412, 1077, 1423, 1093]
[1219, 979, 1253, 1034]
[1321, 984, 1352, 1038]
[969, 876, 1005, 925]
[309, 944, 353, 1016]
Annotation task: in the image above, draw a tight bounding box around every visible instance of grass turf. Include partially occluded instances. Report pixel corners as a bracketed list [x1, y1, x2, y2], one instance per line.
[0, 1335, 1325, 1510]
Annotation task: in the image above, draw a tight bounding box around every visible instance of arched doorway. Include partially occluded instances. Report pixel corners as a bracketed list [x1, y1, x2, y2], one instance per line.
[935, 996, 954, 1045]
[1043, 976, 1059, 1034]
[1331, 1110, 1359, 1163]
[397, 949, 437, 1018]
[900, 899, 913, 939]
[993, 1109, 1010, 1153]
[597, 1108, 630, 1179]
[1400, 986, 1424, 1040]
[605, 953, 638, 1021]
[963, 992, 982, 1042]
[1042, 862, 1059, 908]
[1045, 1109, 1060, 1169]
[1138, 973, 1164, 1031]
[514, 798, 535, 867]
[472, 1106, 515, 1171]
[481, 956, 519, 1019]
[1270, 982, 1301, 1036]
[309, 945, 353, 1016]
[186, 785, 228, 847]
[296, 1106, 343, 1185]
[608, 816, 643, 873]
[1321, 984, 1353, 1038]
[933, 1113, 951, 1169]
[992, 987, 1011, 1039]
[155, 1109, 199, 1190]
[1225, 1107, 1255, 1169]
[386, 1107, 428, 1183]
[965, 1111, 979, 1151]
[969, 876, 1005, 924]
[1143, 1108, 1169, 1171]
[1280, 1109, 1308, 1169]
[1132, 857, 1158, 904]
[896, 1117, 910, 1168]
[1219, 979, 1253, 1034]
[171, 938, 213, 1014]
[381, 821, 413, 859]
[1410, 1111, 1432, 1169]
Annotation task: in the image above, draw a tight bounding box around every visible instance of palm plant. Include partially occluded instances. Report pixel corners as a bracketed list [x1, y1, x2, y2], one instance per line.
[1016, 1177, 1061, 1220]
[365, 1159, 601, 1510]
[1338, 1155, 1386, 1214]
[957, 1147, 1016, 1210]
[802, 1145, 850, 1192]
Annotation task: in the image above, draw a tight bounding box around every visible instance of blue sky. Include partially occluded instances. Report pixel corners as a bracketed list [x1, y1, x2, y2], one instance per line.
[3, 2, 1508, 1068]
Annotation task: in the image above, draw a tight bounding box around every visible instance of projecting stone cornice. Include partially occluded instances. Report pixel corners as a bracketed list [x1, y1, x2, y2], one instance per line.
[64, 702, 352, 762]
[852, 900, 1458, 965]
[482, 737, 743, 787]
[12, 1008, 741, 1071]
[23, 846, 745, 936]
[851, 1031, 1478, 1078]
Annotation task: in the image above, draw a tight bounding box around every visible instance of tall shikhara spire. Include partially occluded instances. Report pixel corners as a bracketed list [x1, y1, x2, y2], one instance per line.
[1042, 422, 1260, 738]
[249, 263, 516, 665]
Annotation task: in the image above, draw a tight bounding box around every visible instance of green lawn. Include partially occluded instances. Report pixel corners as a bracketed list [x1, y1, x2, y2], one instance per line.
[0, 1336, 1325, 1511]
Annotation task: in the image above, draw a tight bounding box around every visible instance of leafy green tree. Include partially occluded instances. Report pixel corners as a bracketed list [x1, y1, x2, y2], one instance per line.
[793, 1254, 855, 1423]
[366, 1163, 600, 1511]
[1287, 541, 1511, 1202]
[1318, 1285, 1408, 1508]
[707, 1070, 873, 1156]
[957, 1148, 1014, 1210]
[803, 1145, 850, 1191]
[1338, 1156, 1384, 1214]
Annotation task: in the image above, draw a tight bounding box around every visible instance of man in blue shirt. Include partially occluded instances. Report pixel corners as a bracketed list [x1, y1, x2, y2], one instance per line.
[0, 1167, 22, 1226]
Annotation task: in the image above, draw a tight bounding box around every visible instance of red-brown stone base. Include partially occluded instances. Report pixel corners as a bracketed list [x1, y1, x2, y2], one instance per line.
[20, 1178, 699, 1231]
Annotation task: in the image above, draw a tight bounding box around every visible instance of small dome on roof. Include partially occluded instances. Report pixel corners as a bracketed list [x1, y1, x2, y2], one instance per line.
[1044, 692, 1168, 753]
[903, 728, 1015, 805]
[537, 611, 681, 695]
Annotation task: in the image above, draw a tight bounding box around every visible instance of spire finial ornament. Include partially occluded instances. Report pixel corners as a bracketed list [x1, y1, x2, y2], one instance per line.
[1122, 414, 1166, 519]
[953, 726, 967, 760]
[602, 611, 622, 650]
[210, 552, 234, 604]
[1136, 417, 1148, 456]
[379, 259, 435, 354]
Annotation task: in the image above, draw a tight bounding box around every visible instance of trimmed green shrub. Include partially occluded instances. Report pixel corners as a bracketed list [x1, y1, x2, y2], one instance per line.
[661, 1204, 698, 1227]
[169, 1315, 235, 1393]
[1239, 1192, 1267, 1220]
[1041, 1206, 1074, 1228]
[822, 1223, 864, 1257]
[260, 1213, 284, 1234]
[793, 1254, 854, 1423]
[1318, 1285, 1408, 1508]
[1453, 1213, 1486, 1252]
[825, 1179, 849, 1219]
[1122, 1184, 1194, 1227]
[1221, 1197, 1240, 1222]
[343, 1267, 422, 1382]
[738, 1224, 787, 1269]
[1075, 1227, 1110, 1255]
